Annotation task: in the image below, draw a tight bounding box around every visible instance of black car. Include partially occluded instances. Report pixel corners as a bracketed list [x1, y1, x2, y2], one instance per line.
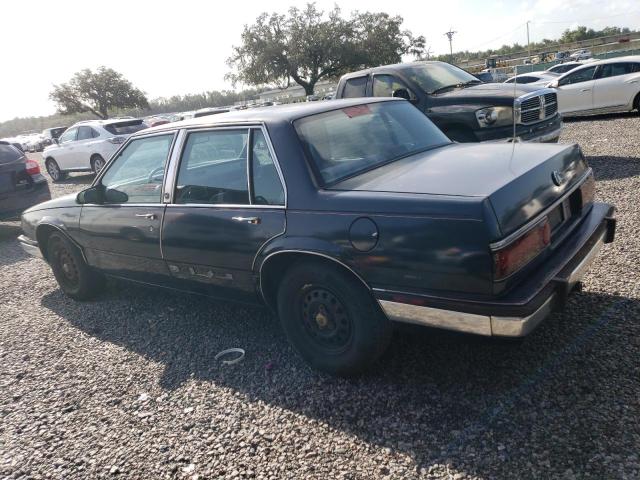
[19, 99, 614, 375]
[0, 142, 51, 221]
[334, 61, 562, 143]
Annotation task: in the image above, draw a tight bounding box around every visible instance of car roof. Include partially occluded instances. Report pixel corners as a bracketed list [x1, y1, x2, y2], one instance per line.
[339, 61, 453, 79]
[70, 117, 142, 127]
[138, 98, 402, 135]
[556, 55, 640, 78]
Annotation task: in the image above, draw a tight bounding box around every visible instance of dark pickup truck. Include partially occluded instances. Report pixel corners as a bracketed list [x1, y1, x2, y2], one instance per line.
[334, 61, 562, 143]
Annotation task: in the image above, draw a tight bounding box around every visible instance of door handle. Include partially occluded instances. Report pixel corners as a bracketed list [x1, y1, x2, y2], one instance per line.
[580, 88, 591, 92]
[232, 216, 261, 224]
[629, 80, 639, 84]
[135, 213, 157, 220]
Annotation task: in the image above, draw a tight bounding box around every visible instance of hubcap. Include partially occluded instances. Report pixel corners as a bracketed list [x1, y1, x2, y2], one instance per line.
[47, 162, 59, 180]
[301, 287, 352, 352]
[95, 159, 104, 172]
[55, 246, 79, 287]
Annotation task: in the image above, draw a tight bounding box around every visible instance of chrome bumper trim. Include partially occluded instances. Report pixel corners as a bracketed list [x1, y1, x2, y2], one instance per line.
[379, 221, 606, 338]
[18, 235, 43, 259]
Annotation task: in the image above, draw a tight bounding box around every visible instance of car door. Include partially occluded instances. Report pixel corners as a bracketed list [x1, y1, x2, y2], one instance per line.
[555, 65, 597, 114]
[54, 127, 79, 170]
[161, 126, 286, 301]
[75, 126, 100, 169]
[78, 132, 176, 283]
[592, 62, 640, 111]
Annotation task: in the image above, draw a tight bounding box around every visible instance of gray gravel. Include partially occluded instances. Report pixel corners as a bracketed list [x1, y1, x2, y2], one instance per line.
[1, 114, 640, 479]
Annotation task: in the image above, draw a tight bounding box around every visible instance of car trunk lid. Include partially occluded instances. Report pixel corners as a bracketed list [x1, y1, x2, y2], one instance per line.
[331, 142, 589, 237]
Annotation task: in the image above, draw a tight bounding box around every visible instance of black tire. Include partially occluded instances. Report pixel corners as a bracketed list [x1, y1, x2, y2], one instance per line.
[277, 261, 392, 376]
[47, 232, 104, 300]
[444, 128, 478, 143]
[91, 155, 105, 174]
[45, 158, 67, 182]
[634, 92, 640, 113]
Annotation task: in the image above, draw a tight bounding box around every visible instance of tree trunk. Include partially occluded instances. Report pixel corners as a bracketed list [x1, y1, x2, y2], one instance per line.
[303, 83, 315, 97]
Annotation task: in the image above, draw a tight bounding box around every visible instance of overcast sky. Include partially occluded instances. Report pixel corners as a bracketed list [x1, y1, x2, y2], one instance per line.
[1, 0, 639, 121]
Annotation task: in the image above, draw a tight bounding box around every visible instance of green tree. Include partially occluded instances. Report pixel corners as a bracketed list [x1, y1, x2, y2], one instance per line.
[226, 3, 425, 96]
[50, 67, 149, 119]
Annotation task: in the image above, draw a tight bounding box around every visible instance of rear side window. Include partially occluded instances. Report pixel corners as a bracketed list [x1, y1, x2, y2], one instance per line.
[598, 63, 637, 78]
[341, 76, 368, 98]
[104, 120, 146, 135]
[175, 130, 250, 205]
[251, 130, 284, 205]
[77, 126, 99, 140]
[0, 144, 22, 164]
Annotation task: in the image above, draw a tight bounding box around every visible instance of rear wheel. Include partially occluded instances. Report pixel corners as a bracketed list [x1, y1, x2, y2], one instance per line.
[277, 261, 392, 376]
[634, 92, 640, 113]
[91, 155, 105, 174]
[45, 158, 67, 182]
[47, 232, 104, 300]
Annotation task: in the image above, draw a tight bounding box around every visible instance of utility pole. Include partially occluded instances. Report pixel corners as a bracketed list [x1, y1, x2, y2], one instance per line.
[444, 29, 457, 63]
[526, 21, 531, 63]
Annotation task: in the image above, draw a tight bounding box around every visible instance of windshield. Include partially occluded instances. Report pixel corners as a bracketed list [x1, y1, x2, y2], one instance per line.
[402, 62, 479, 93]
[294, 101, 450, 185]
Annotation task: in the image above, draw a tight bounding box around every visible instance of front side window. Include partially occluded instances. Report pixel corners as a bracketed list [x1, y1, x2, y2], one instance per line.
[175, 130, 249, 205]
[342, 76, 368, 98]
[372, 75, 417, 100]
[295, 101, 450, 185]
[100, 134, 173, 204]
[58, 127, 78, 144]
[251, 130, 284, 205]
[559, 66, 597, 86]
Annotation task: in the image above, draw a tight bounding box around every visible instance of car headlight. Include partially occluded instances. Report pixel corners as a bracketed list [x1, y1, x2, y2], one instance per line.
[475, 106, 513, 128]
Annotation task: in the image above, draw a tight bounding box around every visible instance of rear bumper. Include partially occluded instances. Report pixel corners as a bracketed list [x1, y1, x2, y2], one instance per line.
[18, 235, 43, 259]
[0, 181, 51, 221]
[376, 203, 616, 337]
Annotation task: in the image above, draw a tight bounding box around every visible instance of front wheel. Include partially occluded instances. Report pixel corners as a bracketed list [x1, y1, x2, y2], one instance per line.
[47, 232, 104, 300]
[277, 261, 392, 376]
[45, 158, 67, 182]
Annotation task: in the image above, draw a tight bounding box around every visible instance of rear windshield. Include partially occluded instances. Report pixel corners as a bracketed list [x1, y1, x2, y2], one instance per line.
[294, 101, 450, 185]
[104, 119, 146, 135]
[0, 144, 23, 164]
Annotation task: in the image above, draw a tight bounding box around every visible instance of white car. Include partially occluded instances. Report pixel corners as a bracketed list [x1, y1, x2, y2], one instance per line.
[547, 56, 640, 116]
[570, 49, 592, 61]
[43, 118, 147, 182]
[504, 72, 559, 86]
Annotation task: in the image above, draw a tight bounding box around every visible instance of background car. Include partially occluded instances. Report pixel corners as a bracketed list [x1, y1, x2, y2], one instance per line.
[504, 71, 559, 85]
[0, 141, 50, 220]
[545, 62, 583, 74]
[42, 118, 147, 182]
[570, 49, 592, 61]
[547, 56, 640, 115]
[42, 126, 68, 146]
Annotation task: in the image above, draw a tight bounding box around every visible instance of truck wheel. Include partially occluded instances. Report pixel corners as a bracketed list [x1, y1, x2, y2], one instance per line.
[277, 261, 392, 376]
[445, 128, 478, 143]
[47, 232, 104, 300]
[45, 158, 67, 182]
[91, 155, 105, 174]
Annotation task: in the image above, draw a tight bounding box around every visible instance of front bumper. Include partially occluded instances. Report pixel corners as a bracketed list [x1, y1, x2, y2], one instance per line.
[478, 114, 562, 143]
[18, 235, 43, 259]
[377, 203, 615, 337]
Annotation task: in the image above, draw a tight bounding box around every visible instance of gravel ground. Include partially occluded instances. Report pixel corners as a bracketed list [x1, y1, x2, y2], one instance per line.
[1, 115, 639, 479]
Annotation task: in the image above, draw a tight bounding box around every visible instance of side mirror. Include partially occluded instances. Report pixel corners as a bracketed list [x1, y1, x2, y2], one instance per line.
[549, 80, 559, 88]
[76, 185, 104, 204]
[53, 138, 59, 145]
[104, 188, 129, 204]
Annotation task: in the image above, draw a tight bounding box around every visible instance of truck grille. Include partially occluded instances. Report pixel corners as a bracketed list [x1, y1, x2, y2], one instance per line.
[517, 91, 558, 125]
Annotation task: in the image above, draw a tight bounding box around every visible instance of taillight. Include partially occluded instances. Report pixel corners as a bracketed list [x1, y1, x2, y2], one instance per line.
[493, 219, 551, 280]
[580, 173, 595, 209]
[108, 136, 125, 144]
[25, 159, 41, 175]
